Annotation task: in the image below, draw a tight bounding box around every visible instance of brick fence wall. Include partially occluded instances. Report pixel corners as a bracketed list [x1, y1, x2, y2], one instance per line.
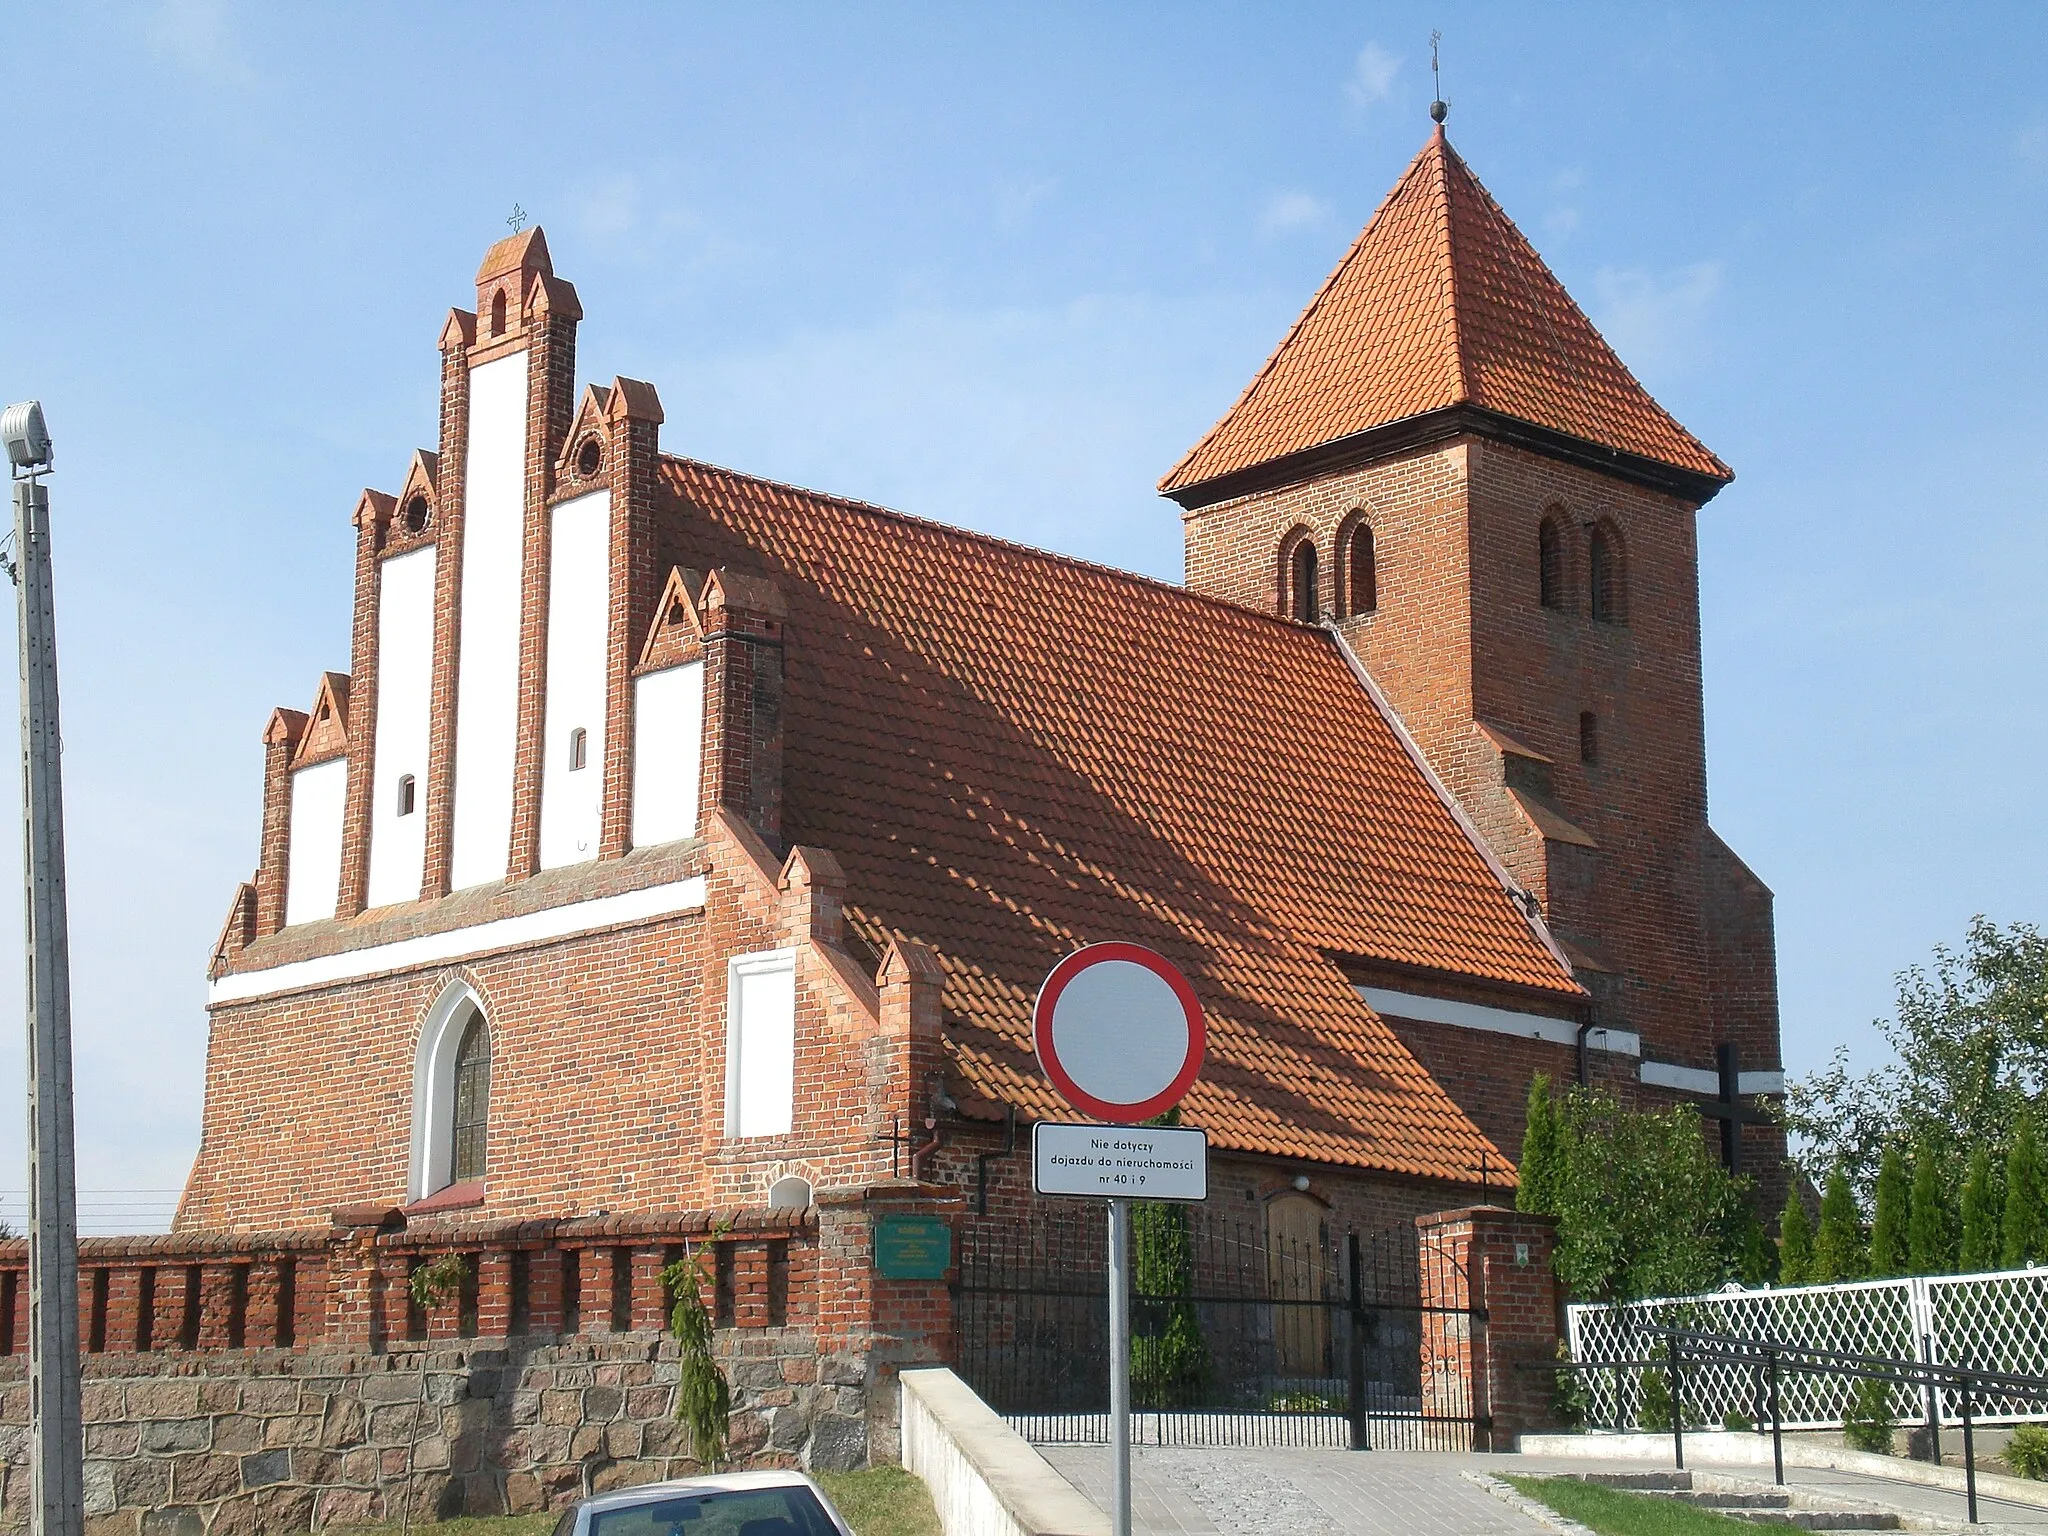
[0, 1188, 954, 1536]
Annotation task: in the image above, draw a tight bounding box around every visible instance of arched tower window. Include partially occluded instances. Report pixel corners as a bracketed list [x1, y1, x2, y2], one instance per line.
[489, 289, 508, 337]
[409, 983, 495, 1201]
[1589, 522, 1627, 624]
[1539, 514, 1568, 609]
[1286, 537, 1319, 623]
[1342, 518, 1377, 616]
[451, 1013, 490, 1182]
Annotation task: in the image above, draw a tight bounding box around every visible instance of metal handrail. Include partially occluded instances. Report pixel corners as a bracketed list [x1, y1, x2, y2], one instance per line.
[1553, 1319, 2048, 1523]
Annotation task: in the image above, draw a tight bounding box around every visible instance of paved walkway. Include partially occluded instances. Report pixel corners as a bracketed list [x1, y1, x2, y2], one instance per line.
[1043, 1444, 2048, 1534]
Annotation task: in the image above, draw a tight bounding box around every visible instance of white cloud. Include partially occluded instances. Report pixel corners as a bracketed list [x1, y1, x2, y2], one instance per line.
[141, 0, 258, 86]
[1590, 261, 1724, 377]
[1345, 43, 1400, 111]
[1260, 190, 1330, 236]
[996, 175, 1058, 230]
[647, 291, 1282, 578]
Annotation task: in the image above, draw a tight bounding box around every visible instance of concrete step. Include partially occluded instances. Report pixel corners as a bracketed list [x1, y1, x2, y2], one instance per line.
[1577, 1471, 1696, 1490]
[1665, 1491, 1795, 1509]
[1715, 1512, 1899, 1530]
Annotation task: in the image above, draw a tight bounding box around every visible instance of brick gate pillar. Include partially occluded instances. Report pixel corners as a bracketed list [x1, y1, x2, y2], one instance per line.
[1415, 1205, 1562, 1450]
[815, 1183, 961, 1468]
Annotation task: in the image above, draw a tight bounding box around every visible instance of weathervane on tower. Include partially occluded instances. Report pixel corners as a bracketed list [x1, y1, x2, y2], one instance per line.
[1430, 30, 1449, 124]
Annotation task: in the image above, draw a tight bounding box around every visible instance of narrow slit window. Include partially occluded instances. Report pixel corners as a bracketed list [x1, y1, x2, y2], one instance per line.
[1580, 712, 1599, 764]
[568, 727, 588, 772]
[1589, 524, 1626, 624]
[1539, 517, 1567, 609]
[1289, 540, 1319, 624]
[1346, 523, 1377, 615]
[490, 289, 508, 337]
[396, 774, 416, 817]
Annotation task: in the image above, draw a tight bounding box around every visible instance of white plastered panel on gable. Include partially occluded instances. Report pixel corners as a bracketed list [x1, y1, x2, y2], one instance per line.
[283, 759, 348, 927]
[727, 949, 796, 1138]
[366, 546, 436, 907]
[631, 660, 704, 847]
[538, 489, 610, 870]
[449, 349, 529, 891]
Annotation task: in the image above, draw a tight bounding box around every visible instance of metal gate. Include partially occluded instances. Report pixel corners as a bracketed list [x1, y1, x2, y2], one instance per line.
[952, 1204, 1483, 1449]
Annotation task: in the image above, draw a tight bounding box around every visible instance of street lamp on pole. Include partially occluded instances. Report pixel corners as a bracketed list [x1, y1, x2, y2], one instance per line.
[2, 399, 83, 1536]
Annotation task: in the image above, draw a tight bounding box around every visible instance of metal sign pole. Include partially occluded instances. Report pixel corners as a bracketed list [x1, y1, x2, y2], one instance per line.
[1107, 1196, 1131, 1536]
[13, 465, 83, 1536]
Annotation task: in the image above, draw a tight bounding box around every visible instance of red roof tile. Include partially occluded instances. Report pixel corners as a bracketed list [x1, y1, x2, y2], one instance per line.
[1161, 129, 1730, 498]
[658, 458, 1581, 1184]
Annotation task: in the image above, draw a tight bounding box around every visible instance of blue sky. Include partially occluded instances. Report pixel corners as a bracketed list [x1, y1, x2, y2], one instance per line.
[0, 3, 2043, 1224]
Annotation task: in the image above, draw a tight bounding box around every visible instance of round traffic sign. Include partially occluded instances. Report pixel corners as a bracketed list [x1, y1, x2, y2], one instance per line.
[1033, 942, 1205, 1123]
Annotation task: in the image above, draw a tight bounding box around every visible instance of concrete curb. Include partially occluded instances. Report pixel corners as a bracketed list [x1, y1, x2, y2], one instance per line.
[1464, 1471, 1602, 1536]
[1520, 1431, 2048, 1513]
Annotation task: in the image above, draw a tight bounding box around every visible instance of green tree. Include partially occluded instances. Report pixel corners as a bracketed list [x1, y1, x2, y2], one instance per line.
[1516, 1082, 1754, 1301]
[1516, 1074, 1563, 1218]
[1787, 919, 2048, 1198]
[1960, 1144, 2002, 1273]
[2004, 1113, 2047, 1268]
[1130, 1197, 1209, 1407]
[1778, 1188, 1814, 1285]
[1811, 1165, 1866, 1283]
[1907, 1140, 1952, 1276]
[1868, 1142, 1910, 1277]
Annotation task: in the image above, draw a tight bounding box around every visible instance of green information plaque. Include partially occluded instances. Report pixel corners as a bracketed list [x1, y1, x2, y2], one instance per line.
[873, 1214, 952, 1279]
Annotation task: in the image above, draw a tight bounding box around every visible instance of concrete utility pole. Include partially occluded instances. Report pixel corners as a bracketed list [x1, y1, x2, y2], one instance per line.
[2, 400, 83, 1536]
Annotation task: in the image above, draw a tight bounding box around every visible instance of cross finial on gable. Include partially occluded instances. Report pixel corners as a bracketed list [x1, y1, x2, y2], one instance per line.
[506, 203, 527, 234]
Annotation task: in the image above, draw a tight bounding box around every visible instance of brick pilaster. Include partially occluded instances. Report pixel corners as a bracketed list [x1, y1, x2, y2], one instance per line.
[601, 380, 663, 859]
[526, 1247, 564, 1335]
[1416, 1204, 1562, 1449]
[506, 280, 581, 882]
[253, 709, 308, 938]
[336, 491, 393, 917]
[699, 569, 787, 851]
[420, 312, 474, 901]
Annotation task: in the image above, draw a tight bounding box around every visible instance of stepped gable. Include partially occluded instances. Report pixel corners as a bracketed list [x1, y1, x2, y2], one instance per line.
[1162, 127, 1731, 504]
[657, 455, 1580, 1181]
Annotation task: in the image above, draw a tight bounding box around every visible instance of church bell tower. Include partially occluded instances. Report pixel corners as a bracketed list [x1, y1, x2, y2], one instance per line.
[1162, 123, 1783, 1168]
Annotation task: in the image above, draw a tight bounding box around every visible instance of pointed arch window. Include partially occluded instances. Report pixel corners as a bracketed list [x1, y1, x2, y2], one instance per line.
[409, 985, 495, 1201]
[1589, 522, 1627, 624]
[451, 1012, 490, 1182]
[1344, 520, 1377, 616]
[1288, 538, 1319, 624]
[1539, 515, 1568, 609]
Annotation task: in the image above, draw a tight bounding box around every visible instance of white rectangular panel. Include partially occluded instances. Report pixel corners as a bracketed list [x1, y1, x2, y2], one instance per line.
[539, 490, 610, 869]
[726, 949, 796, 1138]
[283, 758, 348, 928]
[209, 873, 706, 1005]
[631, 660, 705, 847]
[366, 547, 436, 907]
[449, 348, 529, 890]
[1032, 1124, 1208, 1202]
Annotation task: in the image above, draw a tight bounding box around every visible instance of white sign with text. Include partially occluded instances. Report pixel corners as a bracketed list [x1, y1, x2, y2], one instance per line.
[1032, 1123, 1209, 1203]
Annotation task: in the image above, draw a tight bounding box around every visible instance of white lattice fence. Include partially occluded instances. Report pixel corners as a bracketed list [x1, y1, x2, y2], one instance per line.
[1567, 1265, 2048, 1431]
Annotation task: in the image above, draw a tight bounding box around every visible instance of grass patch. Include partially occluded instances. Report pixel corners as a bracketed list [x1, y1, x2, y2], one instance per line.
[320, 1469, 937, 1536]
[817, 1467, 941, 1536]
[1504, 1476, 1757, 1535]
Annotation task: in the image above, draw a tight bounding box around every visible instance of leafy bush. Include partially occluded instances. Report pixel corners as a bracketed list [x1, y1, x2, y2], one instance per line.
[2005, 1424, 2048, 1480]
[1516, 1076, 1760, 1302]
[1130, 1195, 1210, 1408]
[1637, 1369, 1671, 1433]
[1552, 1339, 1588, 1431]
[1842, 1375, 1896, 1455]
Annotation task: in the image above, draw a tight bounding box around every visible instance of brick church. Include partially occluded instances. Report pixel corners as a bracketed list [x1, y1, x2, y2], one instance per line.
[185, 123, 1784, 1247]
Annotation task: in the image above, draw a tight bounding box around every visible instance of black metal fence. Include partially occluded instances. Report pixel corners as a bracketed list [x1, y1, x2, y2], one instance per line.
[951, 1205, 1481, 1449]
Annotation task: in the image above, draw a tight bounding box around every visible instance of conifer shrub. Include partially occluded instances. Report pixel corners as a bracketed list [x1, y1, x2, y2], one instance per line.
[1842, 1375, 1896, 1455]
[2005, 1423, 2048, 1479]
[661, 1225, 733, 1470]
[1868, 1142, 1909, 1277]
[1812, 1166, 1866, 1283]
[1778, 1189, 1814, 1286]
[1960, 1144, 2002, 1273]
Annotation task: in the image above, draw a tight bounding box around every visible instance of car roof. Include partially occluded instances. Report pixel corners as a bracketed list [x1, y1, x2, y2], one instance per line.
[580, 1471, 820, 1510]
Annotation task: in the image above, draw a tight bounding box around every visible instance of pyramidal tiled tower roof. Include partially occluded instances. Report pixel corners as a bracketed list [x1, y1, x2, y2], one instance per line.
[1162, 128, 1732, 505]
